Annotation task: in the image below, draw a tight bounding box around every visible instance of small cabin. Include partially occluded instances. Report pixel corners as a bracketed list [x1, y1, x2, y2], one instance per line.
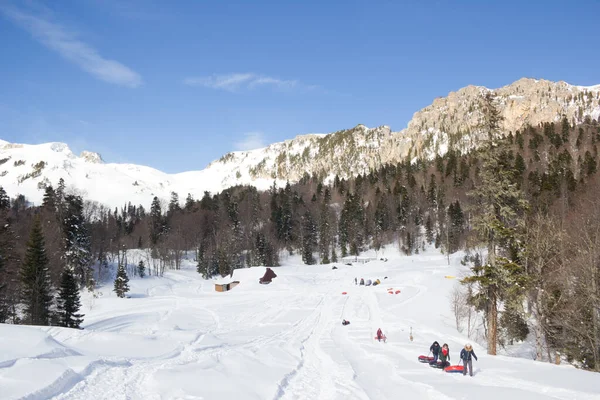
[215, 281, 240, 292]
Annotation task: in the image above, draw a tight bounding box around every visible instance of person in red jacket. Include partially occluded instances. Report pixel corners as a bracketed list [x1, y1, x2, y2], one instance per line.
[376, 328, 384, 341]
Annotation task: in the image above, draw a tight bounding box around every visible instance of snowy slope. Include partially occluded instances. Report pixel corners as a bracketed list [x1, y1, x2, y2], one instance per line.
[0, 140, 288, 210]
[1, 248, 598, 400]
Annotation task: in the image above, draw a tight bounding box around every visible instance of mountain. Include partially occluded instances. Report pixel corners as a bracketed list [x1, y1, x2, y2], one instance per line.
[1, 78, 599, 209]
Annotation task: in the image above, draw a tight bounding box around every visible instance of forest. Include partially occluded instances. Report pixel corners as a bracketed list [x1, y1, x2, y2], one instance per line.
[0, 95, 599, 371]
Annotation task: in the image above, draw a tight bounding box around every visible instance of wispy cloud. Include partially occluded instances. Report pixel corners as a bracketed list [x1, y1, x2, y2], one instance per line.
[184, 73, 315, 92]
[234, 132, 267, 151]
[0, 4, 143, 88]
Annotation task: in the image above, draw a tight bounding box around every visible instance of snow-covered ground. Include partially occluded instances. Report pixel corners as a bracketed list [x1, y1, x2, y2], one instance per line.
[1, 248, 599, 400]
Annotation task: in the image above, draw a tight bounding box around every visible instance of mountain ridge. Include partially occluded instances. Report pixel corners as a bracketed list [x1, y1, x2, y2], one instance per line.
[1, 77, 599, 209]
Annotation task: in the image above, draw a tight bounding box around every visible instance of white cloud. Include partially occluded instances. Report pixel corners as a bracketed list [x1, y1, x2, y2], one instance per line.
[234, 132, 267, 151]
[0, 4, 143, 88]
[184, 73, 312, 92]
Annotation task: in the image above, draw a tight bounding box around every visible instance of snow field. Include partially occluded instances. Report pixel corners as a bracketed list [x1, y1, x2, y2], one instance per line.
[0, 248, 599, 399]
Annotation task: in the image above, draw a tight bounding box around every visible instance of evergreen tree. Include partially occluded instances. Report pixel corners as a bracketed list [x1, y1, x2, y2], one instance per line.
[137, 260, 145, 278]
[168, 191, 181, 215]
[20, 217, 53, 325]
[301, 211, 317, 265]
[447, 201, 465, 253]
[57, 267, 84, 328]
[425, 214, 434, 244]
[196, 244, 210, 279]
[42, 185, 56, 210]
[63, 195, 92, 287]
[113, 263, 130, 298]
[561, 116, 570, 143]
[149, 196, 164, 245]
[463, 93, 529, 355]
[185, 193, 195, 211]
[318, 202, 332, 264]
[0, 186, 10, 210]
[0, 252, 7, 322]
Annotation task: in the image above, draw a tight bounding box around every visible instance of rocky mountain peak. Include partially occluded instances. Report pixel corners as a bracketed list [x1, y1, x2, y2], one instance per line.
[80, 151, 104, 164]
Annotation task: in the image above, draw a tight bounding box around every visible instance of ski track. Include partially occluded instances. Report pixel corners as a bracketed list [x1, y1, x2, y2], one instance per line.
[3, 253, 599, 400]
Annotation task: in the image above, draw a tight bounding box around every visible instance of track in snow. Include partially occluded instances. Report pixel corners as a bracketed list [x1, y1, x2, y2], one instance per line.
[2, 251, 599, 400]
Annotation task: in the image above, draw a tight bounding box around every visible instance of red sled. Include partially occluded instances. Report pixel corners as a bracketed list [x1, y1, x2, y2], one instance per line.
[418, 355, 434, 363]
[444, 365, 464, 373]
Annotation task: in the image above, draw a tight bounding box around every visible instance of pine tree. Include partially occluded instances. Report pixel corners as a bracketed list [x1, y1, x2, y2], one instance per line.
[0, 186, 10, 210]
[0, 252, 7, 322]
[318, 202, 332, 264]
[185, 193, 195, 211]
[168, 191, 181, 215]
[113, 263, 130, 298]
[463, 93, 529, 355]
[137, 260, 146, 278]
[20, 217, 53, 325]
[196, 244, 210, 279]
[42, 185, 56, 210]
[425, 214, 434, 244]
[63, 195, 92, 287]
[57, 267, 84, 328]
[301, 211, 317, 265]
[149, 196, 164, 245]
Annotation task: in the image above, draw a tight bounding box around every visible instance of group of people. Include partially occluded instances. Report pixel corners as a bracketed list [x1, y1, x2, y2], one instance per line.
[430, 341, 478, 376]
[354, 277, 381, 286]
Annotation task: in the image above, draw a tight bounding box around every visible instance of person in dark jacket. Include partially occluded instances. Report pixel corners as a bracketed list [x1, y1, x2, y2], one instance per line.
[439, 343, 450, 368]
[429, 341, 441, 362]
[460, 343, 478, 376]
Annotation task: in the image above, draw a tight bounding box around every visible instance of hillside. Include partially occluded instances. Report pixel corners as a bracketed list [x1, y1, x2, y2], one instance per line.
[1, 248, 598, 400]
[1, 78, 599, 209]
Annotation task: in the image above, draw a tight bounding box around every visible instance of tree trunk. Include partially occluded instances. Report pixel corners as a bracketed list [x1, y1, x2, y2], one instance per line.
[533, 286, 544, 361]
[488, 289, 497, 355]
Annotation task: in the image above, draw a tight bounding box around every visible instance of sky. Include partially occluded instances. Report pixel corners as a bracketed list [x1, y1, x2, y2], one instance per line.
[1, 0, 599, 173]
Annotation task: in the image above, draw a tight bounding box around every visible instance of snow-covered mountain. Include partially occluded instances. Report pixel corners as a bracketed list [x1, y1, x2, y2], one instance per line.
[0, 140, 285, 210]
[1, 78, 599, 209]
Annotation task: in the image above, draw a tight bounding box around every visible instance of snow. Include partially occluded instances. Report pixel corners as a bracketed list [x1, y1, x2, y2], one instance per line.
[576, 84, 600, 92]
[1, 248, 598, 400]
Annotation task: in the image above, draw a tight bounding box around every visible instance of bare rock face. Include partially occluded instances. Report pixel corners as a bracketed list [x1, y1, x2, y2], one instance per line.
[392, 78, 600, 161]
[209, 78, 600, 183]
[79, 151, 104, 164]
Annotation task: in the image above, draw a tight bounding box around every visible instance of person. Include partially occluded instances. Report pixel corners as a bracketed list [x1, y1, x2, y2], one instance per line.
[342, 319, 350, 326]
[460, 343, 478, 376]
[354, 277, 357, 285]
[377, 328, 383, 341]
[439, 343, 450, 368]
[360, 278, 365, 285]
[429, 341, 441, 362]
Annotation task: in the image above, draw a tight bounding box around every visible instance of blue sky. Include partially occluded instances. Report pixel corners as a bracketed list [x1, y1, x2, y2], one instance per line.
[1, 0, 599, 173]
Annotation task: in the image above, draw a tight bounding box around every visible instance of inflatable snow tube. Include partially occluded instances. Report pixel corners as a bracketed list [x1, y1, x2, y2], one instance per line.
[444, 365, 464, 373]
[395, 290, 401, 294]
[342, 292, 347, 295]
[418, 355, 434, 363]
